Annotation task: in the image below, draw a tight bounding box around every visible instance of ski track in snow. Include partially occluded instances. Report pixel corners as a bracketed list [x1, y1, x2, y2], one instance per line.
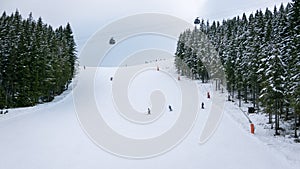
[0, 59, 299, 169]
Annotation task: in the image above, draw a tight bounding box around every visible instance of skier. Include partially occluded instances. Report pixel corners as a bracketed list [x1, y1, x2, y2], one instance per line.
[110, 77, 113, 81]
[201, 102, 204, 109]
[147, 108, 151, 115]
[207, 92, 210, 99]
[169, 105, 173, 111]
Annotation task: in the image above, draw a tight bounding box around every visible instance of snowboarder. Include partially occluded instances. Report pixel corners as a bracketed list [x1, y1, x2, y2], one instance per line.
[169, 105, 173, 111]
[201, 102, 204, 109]
[147, 108, 151, 115]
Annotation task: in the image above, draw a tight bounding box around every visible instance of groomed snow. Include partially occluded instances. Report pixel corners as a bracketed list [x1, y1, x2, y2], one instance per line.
[0, 59, 299, 169]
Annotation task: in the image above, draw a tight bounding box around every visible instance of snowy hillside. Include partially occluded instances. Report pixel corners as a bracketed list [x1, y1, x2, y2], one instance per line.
[0, 59, 299, 169]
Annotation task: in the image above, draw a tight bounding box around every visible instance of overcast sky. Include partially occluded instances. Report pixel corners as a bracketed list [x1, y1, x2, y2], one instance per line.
[1, 0, 291, 51]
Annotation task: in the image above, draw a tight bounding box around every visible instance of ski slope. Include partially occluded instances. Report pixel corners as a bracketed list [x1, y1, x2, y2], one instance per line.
[0, 59, 298, 169]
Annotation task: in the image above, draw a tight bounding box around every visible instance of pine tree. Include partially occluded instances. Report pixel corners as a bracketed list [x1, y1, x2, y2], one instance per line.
[64, 23, 77, 83]
[288, 0, 300, 138]
[175, 2, 299, 137]
[0, 10, 77, 108]
[0, 12, 8, 108]
[175, 32, 187, 75]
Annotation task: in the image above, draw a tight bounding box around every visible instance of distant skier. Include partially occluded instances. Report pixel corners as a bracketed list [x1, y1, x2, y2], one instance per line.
[201, 102, 204, 109]
[110, 77, 113, 81]
[207, 92, 210, 99]
[147, 108, 151, 115]
[169, 105, 173, 111]
[1, 110, 8, 114]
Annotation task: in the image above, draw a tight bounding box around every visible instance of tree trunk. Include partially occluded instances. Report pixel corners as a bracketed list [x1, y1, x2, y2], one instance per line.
[252, 86, 255, 108]
[238, 89, 241, 107]
[295, 110, 298, 138]
[232, 85, 235, 101]
[255, 85, 259, 112]
[285, 101, 289, 121]
[268, 107, 272, 124]
[244, 86, 248, 103]
[275, 99, 280, 135]
[275, 109, 278, 133]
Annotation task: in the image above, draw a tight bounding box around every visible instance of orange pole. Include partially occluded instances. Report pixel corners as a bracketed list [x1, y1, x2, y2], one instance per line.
[250, 123, 255, 134]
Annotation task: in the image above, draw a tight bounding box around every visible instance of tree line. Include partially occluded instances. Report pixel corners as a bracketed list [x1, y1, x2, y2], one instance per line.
[175, 0, 299, 137]
[0, 10, 77, 108]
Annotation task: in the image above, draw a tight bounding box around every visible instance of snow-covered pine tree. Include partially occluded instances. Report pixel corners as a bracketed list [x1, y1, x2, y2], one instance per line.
[175, 33, 185, 75]
[0, 10, 77, 108]
[175, 2, 298, 137]
[239, 13, 250, 103]
[259, 8, 273, 124]
[288, 0, 300, 138]
[280, 3, 293, 120]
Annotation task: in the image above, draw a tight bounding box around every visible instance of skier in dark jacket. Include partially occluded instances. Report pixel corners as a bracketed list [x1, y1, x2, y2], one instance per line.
[168, 105, 173, 111]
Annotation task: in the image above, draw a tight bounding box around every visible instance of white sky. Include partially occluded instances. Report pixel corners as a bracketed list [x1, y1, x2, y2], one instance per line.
[0, 0, 291, 51]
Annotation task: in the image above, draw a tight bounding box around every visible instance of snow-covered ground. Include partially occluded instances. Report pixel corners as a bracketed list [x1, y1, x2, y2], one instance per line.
[225, 100, 300, 167]
[0, 59, 299, 169]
